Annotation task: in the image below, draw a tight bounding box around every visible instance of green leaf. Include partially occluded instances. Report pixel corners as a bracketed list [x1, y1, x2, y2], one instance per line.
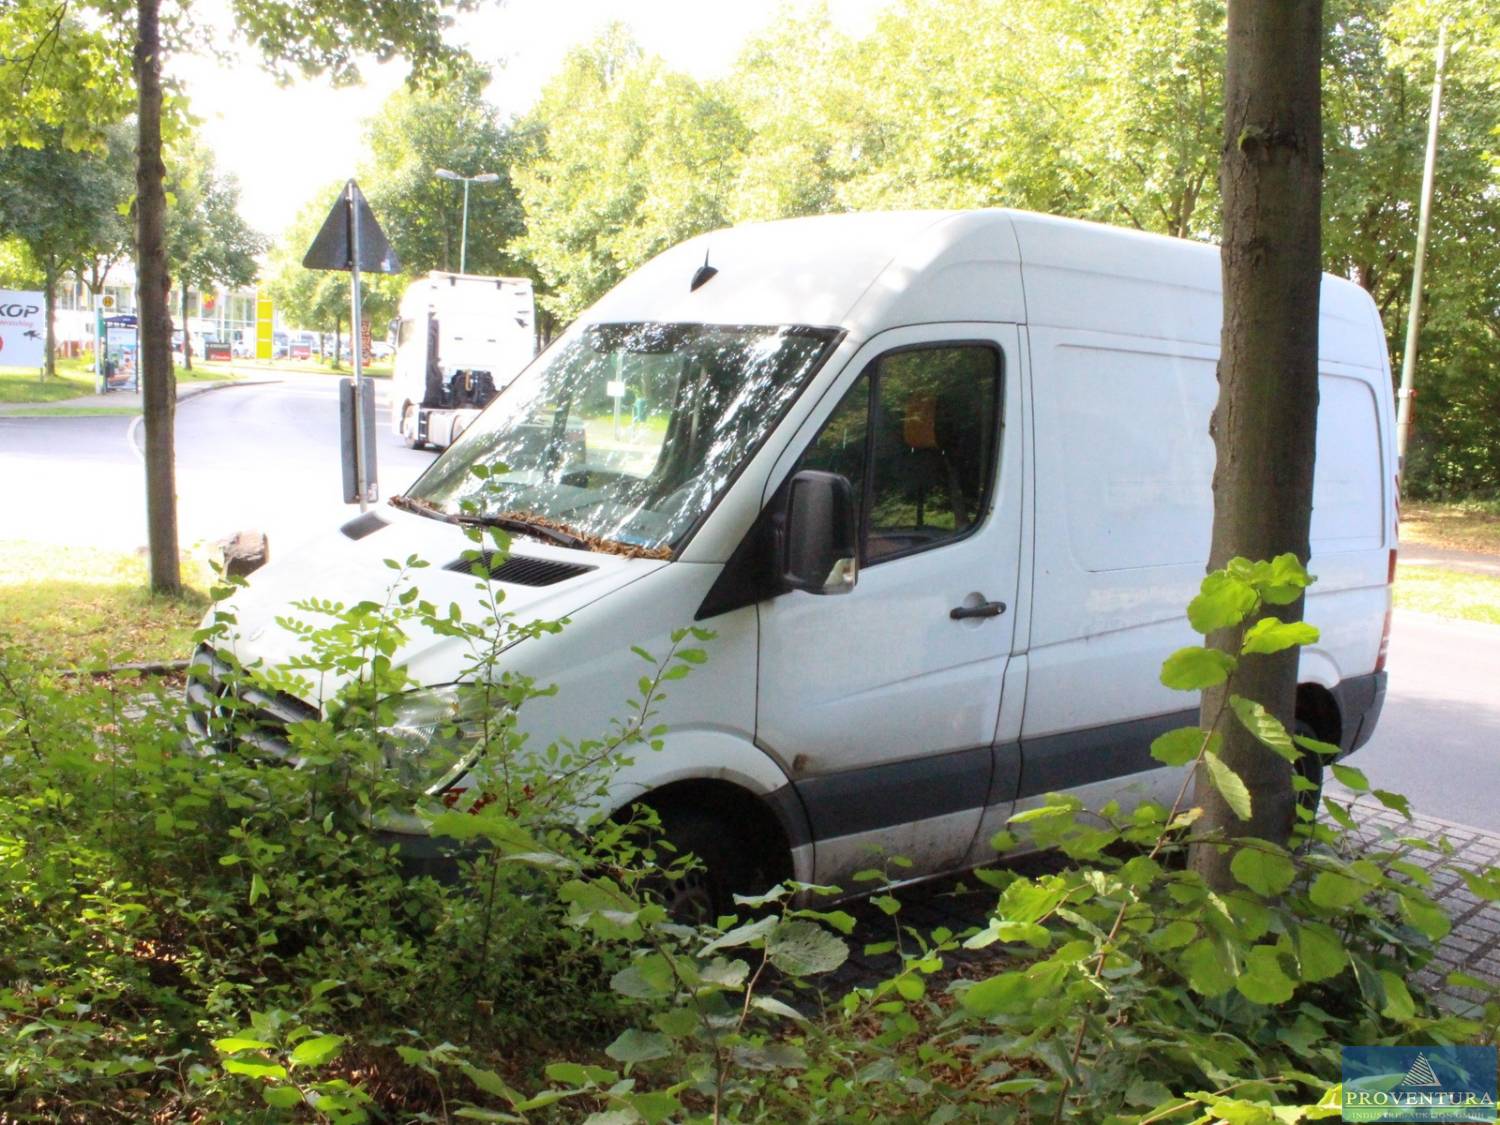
[1228, 696, 1298, 761]
[1292, 733, 1342, 759]
[1379, 970, 1415, 1020]
[1257, 553, 1315, 604]
[1230, 846, 1296, 897]
[543, 1062, 593, 1087]
[1460, 868, 1500, 902]
[697, 914, 777, 955]
[752, 995, 808, 1021]
[1188, 571, 1259, 633]
[1294, 922, 1348, 982]
[1147, 919, 1198, 951]
[1204, 754, 1253, 821]
[605, 1028, 673, 1065]
[1160, 646, 1237, 691]
[960, 970, 1033, 1016]
[766, 920, 848, 976]
[1236, 945, 1295, 1004]
[223, 1059, 287, 1080]
[289, 1034, 342, 1068]
[262, 1087, 303, 1109]
[213, 1037, 276, 1054]
[1240, 618, 1319, 655]
[464, 1064, 520, 1099]
[1330, 763, 1369, 791]
[248, 872, 268, 905]
[1372, 789, 1413, 818]
[1181, 938, 1235, 997]
[625, 1090, 682, 1124]
[1308, 871, 1366, 910]
[1151, 726, 1216, 767]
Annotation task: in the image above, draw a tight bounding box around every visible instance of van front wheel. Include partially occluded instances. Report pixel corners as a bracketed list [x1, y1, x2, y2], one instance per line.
[648, 806, 749, 924]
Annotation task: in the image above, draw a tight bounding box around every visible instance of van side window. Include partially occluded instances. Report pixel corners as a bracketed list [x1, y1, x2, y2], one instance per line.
[794, 343, 1000, 564]
[792, 377, 870, 530]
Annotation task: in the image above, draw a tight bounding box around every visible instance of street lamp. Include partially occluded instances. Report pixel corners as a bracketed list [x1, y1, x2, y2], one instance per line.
[434, 168, 500, 274]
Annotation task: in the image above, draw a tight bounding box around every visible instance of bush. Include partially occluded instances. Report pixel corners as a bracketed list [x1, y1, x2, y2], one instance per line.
[2, 551, 1496, 1123]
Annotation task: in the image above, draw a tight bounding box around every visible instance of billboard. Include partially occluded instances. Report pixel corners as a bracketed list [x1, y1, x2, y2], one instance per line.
[0, 290, 45, 368]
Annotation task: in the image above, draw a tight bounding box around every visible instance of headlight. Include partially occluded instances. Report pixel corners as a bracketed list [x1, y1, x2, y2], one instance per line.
[381, 683, 493, 795]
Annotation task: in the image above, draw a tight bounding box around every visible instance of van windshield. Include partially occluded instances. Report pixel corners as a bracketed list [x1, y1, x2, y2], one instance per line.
[404, 322, 838, 555]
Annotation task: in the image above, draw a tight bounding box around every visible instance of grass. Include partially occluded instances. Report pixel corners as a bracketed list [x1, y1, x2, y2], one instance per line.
[1401, 501, 1500, 555]
[0, 355, 235, 407]
[0, 364, 95, 402]
[1393, 562, 1500, 627]
[0, 541, 213, 669]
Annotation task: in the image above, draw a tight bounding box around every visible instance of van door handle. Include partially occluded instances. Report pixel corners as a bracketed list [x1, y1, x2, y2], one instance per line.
[950, 600, 1006, 620]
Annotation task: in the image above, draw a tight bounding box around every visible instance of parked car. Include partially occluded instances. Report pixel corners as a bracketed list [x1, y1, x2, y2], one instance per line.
[191, 209, 1395, 915]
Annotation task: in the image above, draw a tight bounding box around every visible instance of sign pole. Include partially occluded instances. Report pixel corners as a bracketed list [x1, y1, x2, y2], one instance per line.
[348, 182, 368, 513]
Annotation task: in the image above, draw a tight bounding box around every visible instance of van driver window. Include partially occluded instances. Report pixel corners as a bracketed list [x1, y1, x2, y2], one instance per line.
[794, 343, 1000, 564]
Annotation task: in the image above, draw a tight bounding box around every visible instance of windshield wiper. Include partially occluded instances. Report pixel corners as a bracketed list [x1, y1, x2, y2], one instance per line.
[456, 511, 594, 552]
[392, 495, 595, 552]
[389, 493, 455, 522]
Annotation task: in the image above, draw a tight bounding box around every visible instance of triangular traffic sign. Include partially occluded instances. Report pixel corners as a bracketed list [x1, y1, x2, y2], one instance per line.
[302, 180, 400, 273]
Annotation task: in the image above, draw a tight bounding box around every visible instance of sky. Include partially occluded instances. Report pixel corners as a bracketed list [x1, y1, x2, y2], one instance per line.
[169, 1, 891, 240]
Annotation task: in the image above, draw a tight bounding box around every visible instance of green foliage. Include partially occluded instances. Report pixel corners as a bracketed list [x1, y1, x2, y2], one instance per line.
[361, 66, 528, 279]
[165, 135, 266, 297]
[3, 522, 1498, 1125]
[512, 26, 748, 322]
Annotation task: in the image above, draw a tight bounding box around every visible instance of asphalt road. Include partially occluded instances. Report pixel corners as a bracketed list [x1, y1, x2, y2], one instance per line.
[0, 372, 435, 555]
[1343, 610, 1500, 832]
[0, 377, 1495, 827]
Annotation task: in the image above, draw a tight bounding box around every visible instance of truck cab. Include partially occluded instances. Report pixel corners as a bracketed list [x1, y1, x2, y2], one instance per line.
[391, 272, 537, 450]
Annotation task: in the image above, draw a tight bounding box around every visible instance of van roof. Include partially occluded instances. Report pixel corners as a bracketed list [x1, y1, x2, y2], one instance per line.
[585, 209, 1386, 370]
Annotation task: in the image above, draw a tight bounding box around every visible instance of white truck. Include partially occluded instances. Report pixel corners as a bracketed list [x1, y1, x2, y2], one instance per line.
[389, 272, 537, 450]
[197, 210, 1395, 914]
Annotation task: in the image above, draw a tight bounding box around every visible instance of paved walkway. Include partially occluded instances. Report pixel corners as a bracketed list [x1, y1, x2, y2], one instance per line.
[1342, 799, 1500, 1009]
[1401, 543, 1500, 578]
[830, 802, 1499, 1011]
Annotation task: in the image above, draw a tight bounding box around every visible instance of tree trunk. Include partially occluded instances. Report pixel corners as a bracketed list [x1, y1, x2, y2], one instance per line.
[41, 259, 57, 381]
[135, 0, 181, 596]
[1190, 0, 1323, 887]
[334, 313, 342, 370]
[180, 284, 192, 371]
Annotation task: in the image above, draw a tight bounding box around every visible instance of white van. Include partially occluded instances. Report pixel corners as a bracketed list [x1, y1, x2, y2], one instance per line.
[196, 210, 1394, 906]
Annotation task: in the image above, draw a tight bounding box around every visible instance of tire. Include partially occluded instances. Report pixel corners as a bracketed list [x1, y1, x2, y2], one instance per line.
[647, 806, 753, 924]
[400, 402, 426, 450]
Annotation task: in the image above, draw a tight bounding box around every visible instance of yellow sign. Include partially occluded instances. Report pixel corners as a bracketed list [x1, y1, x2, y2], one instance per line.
[254, 296, 274, 361]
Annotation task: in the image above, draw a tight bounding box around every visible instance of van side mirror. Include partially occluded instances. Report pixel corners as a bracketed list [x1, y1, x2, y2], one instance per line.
[780, 470, 858, 595]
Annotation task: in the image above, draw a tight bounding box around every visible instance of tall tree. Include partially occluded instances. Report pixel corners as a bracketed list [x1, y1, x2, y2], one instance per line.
[362, 67, 526, 278]
[1190, 0, 1323, 883]
[0, 128, 135, 378]
[514, 27, 747, 322]
[165, 142, 265, 370]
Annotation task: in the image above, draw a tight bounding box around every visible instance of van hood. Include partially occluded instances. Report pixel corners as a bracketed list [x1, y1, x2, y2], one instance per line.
[215, 507, 665, 703]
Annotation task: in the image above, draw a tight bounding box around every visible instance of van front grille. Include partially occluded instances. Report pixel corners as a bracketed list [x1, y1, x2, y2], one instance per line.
[185, 646, 319, 758]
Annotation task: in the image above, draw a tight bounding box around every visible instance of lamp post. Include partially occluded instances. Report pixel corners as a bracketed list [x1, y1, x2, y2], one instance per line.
[434, 168, 500, 274]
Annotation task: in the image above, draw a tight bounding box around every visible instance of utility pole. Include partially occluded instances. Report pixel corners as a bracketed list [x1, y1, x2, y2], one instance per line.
[1396, 21, 1447, 486]
[434, 168, 500, 274]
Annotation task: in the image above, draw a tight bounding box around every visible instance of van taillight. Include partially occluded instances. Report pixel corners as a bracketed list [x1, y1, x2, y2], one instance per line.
[1376, 547, 1396, 673]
